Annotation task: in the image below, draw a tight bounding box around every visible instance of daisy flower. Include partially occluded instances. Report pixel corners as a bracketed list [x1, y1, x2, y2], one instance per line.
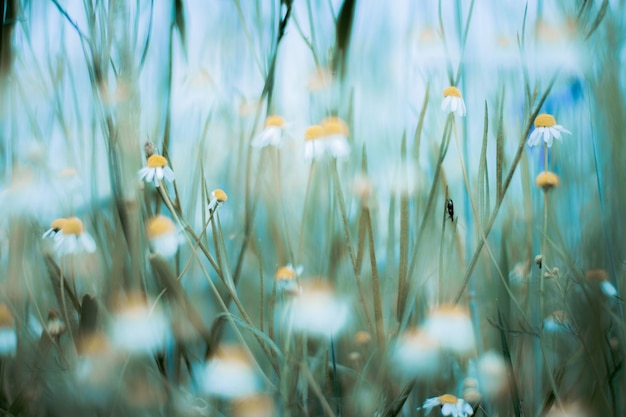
[0, 303, 16, 357]
[303, 117, 351, 161]
[320, 116, 351, 158]
[251, 115, 287, 148]
[527, 113, 571, 147]
[441, 86, 466, 117]
[535, 171, 560, 191]
[145, 215, 179, 258]
[423, 304, 475, 355]
[419, 394, 474, 417]
[288, 279, 350, 337]
[138, 154, 175, 187]
[586, 269, 618, 298]
[208, 189, 228, 211]
[109, 292, 169, 353]
[200, 345, 260, 399]
[45, 217, 97, 255]
[274, 264, 303, 295]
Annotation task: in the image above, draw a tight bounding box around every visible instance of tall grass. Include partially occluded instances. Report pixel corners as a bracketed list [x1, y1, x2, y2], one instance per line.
[0, 1, 624, 416]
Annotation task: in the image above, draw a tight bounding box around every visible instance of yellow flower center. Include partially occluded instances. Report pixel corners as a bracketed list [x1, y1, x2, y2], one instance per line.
[146, 155, 168, 168]
[0, 303, 14, 327]
[443, 86, 462, 98]
[265, 115, 285, 128]
[535, 171, 560, 190]
[212, 189, 228, 203]
[534, 113, 556, 128]
[275, 266, 297, 281]
[61, 217, 85, 236]
[321, 117, 349, 137]
[51, 218, 67, 231]
[145, 215, 176, 239]
[305, 125, 325, 141]
[438, 394, 458, 404]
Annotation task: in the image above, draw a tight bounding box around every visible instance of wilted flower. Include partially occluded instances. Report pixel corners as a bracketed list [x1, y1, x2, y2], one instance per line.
[419, 394, 474, 417]
[287, 279, 349, 337]
[138, 155, 175, 187]
[527, 113, 571, 148]
[535, 171, 560, 191]
[200, 345, 260, 399]
[44, 217, 97, 256]
[423, 304, 475, 355]
[251, 115, 288, 148]
[145, 215, 179, 258]
[208, 188, 228, 211]
[441, 87, 466, 117]
[109, 292, 168, 353]
[0, 303, 16, 357]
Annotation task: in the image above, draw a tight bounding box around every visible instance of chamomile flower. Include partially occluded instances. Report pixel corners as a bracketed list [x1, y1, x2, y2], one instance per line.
[441, 87, 466, 117]
[320, 116, 350, 158]
[304, 125, 326, 161]
[251, 115, 287, 148]
[423, 304, 475, 355]
[274, 264, 303, 295]
[586, 269, 618, 298]
[419, 394, 474, 417]
[208, 189, 228, 211]
[45, 217, 97, 256]
[288, 279, 350, 337]
[145, 215, 179, 258]
[109, 292, 169, 353]
[138, 155, 175, 187]
[0, 303, 16, 357]
[527, 113, 571, 147]
[200, 345, 260, 399]
[303, 118, 351, 161]
[535, 171, 560, 191]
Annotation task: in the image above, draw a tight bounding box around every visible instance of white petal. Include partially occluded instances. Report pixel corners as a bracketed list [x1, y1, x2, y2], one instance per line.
[163, 167, 175, 182]
[441, 403, 454, 416]
[328, 138, 350, 158]
[156, 167, 164, 181]
[42, 229, 55, 239]
[463, 402, 474, 415]
[546, 135, 554, 147]
[145, 169, 155, 183]
[251, 130, 271, 148]
[441, 96, 451, 113]
[458, 99, 467, 117]
[555, 125, 571, 135]
[138, 167, 150, 180]
[602, 281, 618, 297]
[528, 129, 542, 147]
[80, 233, 97, 253]
[550, 127, 562, 140]
[450, 97, 458, 114]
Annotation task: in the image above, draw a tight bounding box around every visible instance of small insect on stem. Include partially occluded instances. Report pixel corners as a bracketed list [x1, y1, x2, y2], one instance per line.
[446, 199, 455, 222]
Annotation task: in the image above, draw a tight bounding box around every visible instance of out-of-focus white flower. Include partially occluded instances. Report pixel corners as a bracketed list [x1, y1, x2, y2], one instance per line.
[423, 304, 475, 355]
[419, 394, 474, 417]
[200, 345, 260, 399]
[527, 113, 571, 148]
[75, 332, 119, 404]
[109, 293, 168, 353]
[441, 87, 466, 117]
[0, 303, 16, 357]
[543, 310, 570, 333]
[390, 328, 441, 379]
[287, 279, 350, 337]
[138, 155, 175, 187]
[274, 264, 302, 295]
[586, 269, 618, 298]
[145, 215, 179, 258]
[208, 188, 228, 212]
[304, 117, 351, 161]
[44, 217, 97, 256]
[251, 115, 288, 148]
[477, 351, 509, 398]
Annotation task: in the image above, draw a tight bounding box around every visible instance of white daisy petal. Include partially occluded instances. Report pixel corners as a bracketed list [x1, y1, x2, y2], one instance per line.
[156, 167, 164, 181]
[450, 97, 458, 114]
[542, 128, 551, 145]
[163, 167, 175, 182]
[441, 96, 451, 112]
[458, 99, 467, 117]
[138, 167, 150, 180]
[546, 135, 554, 147]
[145, 169, 155, 183]
[80, 233, 97, 253]
[528, 129, 541, 147]
[550, 127, 562, 140]
[441, 403, 454, 416]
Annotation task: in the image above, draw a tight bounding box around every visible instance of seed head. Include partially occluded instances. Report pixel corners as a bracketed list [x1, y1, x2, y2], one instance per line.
[535, 171, 560, 191]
